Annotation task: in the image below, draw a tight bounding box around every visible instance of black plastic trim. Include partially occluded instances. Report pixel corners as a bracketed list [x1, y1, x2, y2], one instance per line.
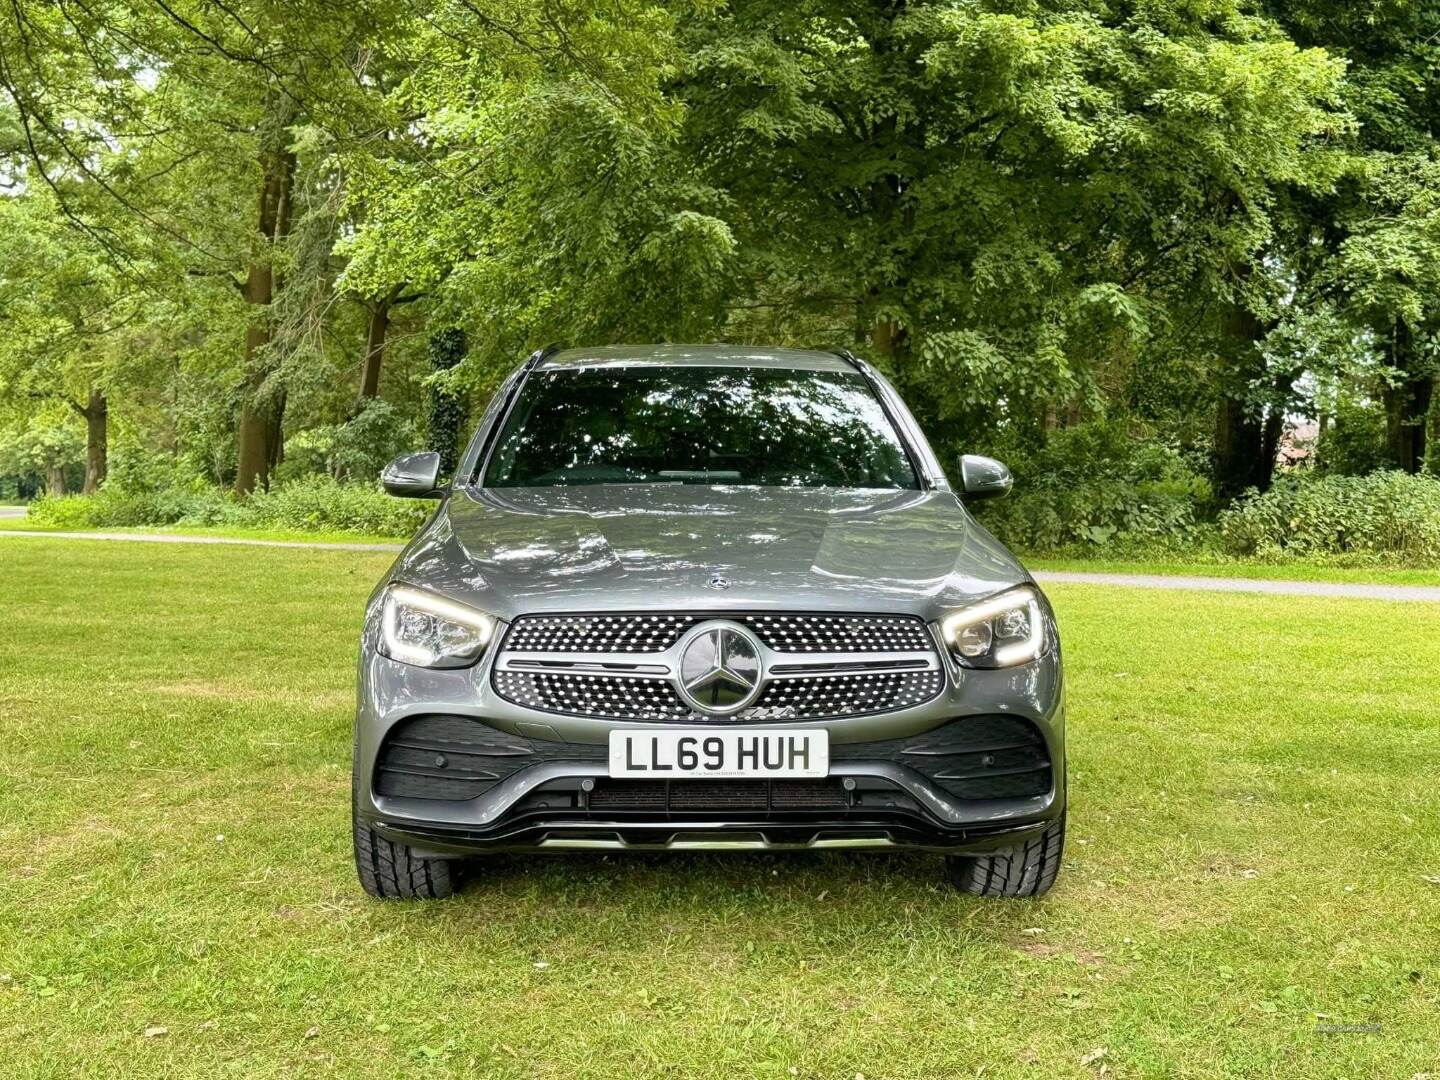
[469, 343, 563, 486]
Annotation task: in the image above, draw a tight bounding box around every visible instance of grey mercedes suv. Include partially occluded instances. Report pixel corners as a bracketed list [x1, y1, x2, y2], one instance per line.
[354, 344, 1065, 899]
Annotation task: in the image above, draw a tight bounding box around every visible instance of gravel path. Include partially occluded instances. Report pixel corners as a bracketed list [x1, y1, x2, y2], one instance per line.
[3, 528, 1437, 601]
[1031, 570, 1440, 603]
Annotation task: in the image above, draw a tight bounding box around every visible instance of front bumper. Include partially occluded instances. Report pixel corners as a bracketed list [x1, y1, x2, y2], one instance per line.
[355, 611, 1065, 857]
[358, 712, 1064, 857]
[375, 815, 1059, 857]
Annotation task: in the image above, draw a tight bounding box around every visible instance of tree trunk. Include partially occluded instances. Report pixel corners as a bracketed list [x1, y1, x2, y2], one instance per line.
[1257, 371, 1295, 488]
[235, 320, 277, 495]
[46, 465, 66, 496]
[234, 93, 296, 496]
[1214, 395, 1266, 501]
[1212, 268, 1273, 501]
[267, 389, 287, 473]
[80, 387, 107, 493]
[1383, 372, 1433, 474]
[358, 295, 392, 402]
[870, 318, 910, 367]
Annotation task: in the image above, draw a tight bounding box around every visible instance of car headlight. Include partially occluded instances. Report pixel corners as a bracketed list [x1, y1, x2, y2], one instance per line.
[940, 586, 1047, 669]
[380, 584, 496, 668]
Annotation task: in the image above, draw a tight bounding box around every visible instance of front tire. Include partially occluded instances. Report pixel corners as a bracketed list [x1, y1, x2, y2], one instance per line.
[353, 805, 456, 900]
[946, 813, 1065, 898]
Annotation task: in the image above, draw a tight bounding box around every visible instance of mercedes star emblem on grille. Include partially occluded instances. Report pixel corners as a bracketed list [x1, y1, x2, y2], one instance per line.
[707, 573, 732, 590]
[677, 623, 762, 714]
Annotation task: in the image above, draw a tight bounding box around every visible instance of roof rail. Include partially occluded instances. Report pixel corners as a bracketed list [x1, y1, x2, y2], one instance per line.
[526, 342, 565, 368]
[830, 347, 868, 373]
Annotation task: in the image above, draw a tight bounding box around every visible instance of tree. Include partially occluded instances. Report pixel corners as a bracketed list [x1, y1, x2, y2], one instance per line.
[1268, 0, 1440, 475]
[0, 194, 139, 492]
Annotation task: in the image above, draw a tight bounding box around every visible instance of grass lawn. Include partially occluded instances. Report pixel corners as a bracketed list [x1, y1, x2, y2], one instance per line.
[2, 538, 1438, 1078]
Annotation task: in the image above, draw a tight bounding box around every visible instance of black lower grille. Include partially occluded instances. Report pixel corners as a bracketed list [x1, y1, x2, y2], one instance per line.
[832, 714, 1052, 800]
[375, 715, 1051, 806]
[588, 779, 849, 812]
[374, 714, 603, 800]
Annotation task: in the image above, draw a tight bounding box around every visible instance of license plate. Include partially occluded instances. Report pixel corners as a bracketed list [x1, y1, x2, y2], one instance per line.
[608, 729, 829, 779]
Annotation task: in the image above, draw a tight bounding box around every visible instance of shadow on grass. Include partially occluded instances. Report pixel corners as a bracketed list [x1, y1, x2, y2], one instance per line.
[454, 848, 940, 889]
[410, 849, 1054, 931]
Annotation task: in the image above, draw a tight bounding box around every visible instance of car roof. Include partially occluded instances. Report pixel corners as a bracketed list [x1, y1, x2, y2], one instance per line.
[538, 343, 853, 373]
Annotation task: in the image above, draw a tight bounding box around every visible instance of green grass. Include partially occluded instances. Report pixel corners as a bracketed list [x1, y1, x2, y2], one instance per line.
[2, 538, 1438, 1078]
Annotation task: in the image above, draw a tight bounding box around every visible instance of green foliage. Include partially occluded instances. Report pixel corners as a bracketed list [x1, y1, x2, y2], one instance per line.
[28, 486, 239, 529]
[241, 476, 430, 535]
[0, 417, 84, 477]
[425, 329, 469, 477]
[1220, 471, 1440, 560]
[973, 422, 1212, 550]
[29, 476, 428, 536]
[1313, 401, 1391, 476]
[275, 399, 419, 485]
[1, 0, 1439, 534]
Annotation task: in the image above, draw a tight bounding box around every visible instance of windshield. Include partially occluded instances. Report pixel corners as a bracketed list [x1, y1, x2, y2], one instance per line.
[483, 365, 919, 489]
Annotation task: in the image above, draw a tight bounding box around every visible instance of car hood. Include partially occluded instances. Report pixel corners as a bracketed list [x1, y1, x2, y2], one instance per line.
[390, 485, 1029, 621]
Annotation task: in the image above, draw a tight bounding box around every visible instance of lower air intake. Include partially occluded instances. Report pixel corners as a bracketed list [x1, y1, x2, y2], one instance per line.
[588, 779, 849, 812]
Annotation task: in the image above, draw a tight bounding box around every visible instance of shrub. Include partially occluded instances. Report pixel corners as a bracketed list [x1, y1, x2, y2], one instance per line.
[242, 476, 430, 535]
[273, 401, 419, 485]
[1219, 471, 1440, 560]
[1312, 401, 1391, 477]
[29, 485, 239, 528]
[29, 475, 429, 536]
[972, 422, 1212, 551]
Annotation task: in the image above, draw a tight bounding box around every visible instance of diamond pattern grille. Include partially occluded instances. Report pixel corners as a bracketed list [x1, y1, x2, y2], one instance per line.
[503, 613, 934, 654]
[495, 612, 944, 720]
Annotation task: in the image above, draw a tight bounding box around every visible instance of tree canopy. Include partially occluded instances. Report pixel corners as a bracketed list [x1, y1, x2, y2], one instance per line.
[1, 0, 1437, 503]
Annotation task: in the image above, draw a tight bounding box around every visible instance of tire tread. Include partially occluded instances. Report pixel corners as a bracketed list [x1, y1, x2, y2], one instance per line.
[353, 810, 455, 900]
[947, 814, 1065, 898]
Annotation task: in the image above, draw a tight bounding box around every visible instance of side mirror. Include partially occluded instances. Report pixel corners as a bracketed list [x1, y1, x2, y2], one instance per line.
[957, 454, 1013, 501]
[381, 451, 443, 499]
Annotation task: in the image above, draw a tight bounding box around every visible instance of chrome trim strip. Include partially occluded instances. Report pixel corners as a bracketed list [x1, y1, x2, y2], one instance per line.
[535, 834, 899, 851]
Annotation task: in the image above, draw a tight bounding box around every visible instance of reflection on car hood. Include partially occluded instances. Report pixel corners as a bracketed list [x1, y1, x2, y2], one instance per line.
[391, 485, 1030, 621]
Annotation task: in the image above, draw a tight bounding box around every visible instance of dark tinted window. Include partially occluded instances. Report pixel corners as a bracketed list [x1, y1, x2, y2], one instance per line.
[484, 365, 918, 489]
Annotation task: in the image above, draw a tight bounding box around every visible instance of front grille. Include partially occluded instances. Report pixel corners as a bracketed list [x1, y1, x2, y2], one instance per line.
[493, 668, 945, 721]
[502, 612, 934, 655]
[754, 670, 945, 718]
[588, 779, 849, 812]
[746, 614, 933, 653]
[493, 670, 689, 719]
[504, 614, 694, 654]
[494, 610, 945, 721]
